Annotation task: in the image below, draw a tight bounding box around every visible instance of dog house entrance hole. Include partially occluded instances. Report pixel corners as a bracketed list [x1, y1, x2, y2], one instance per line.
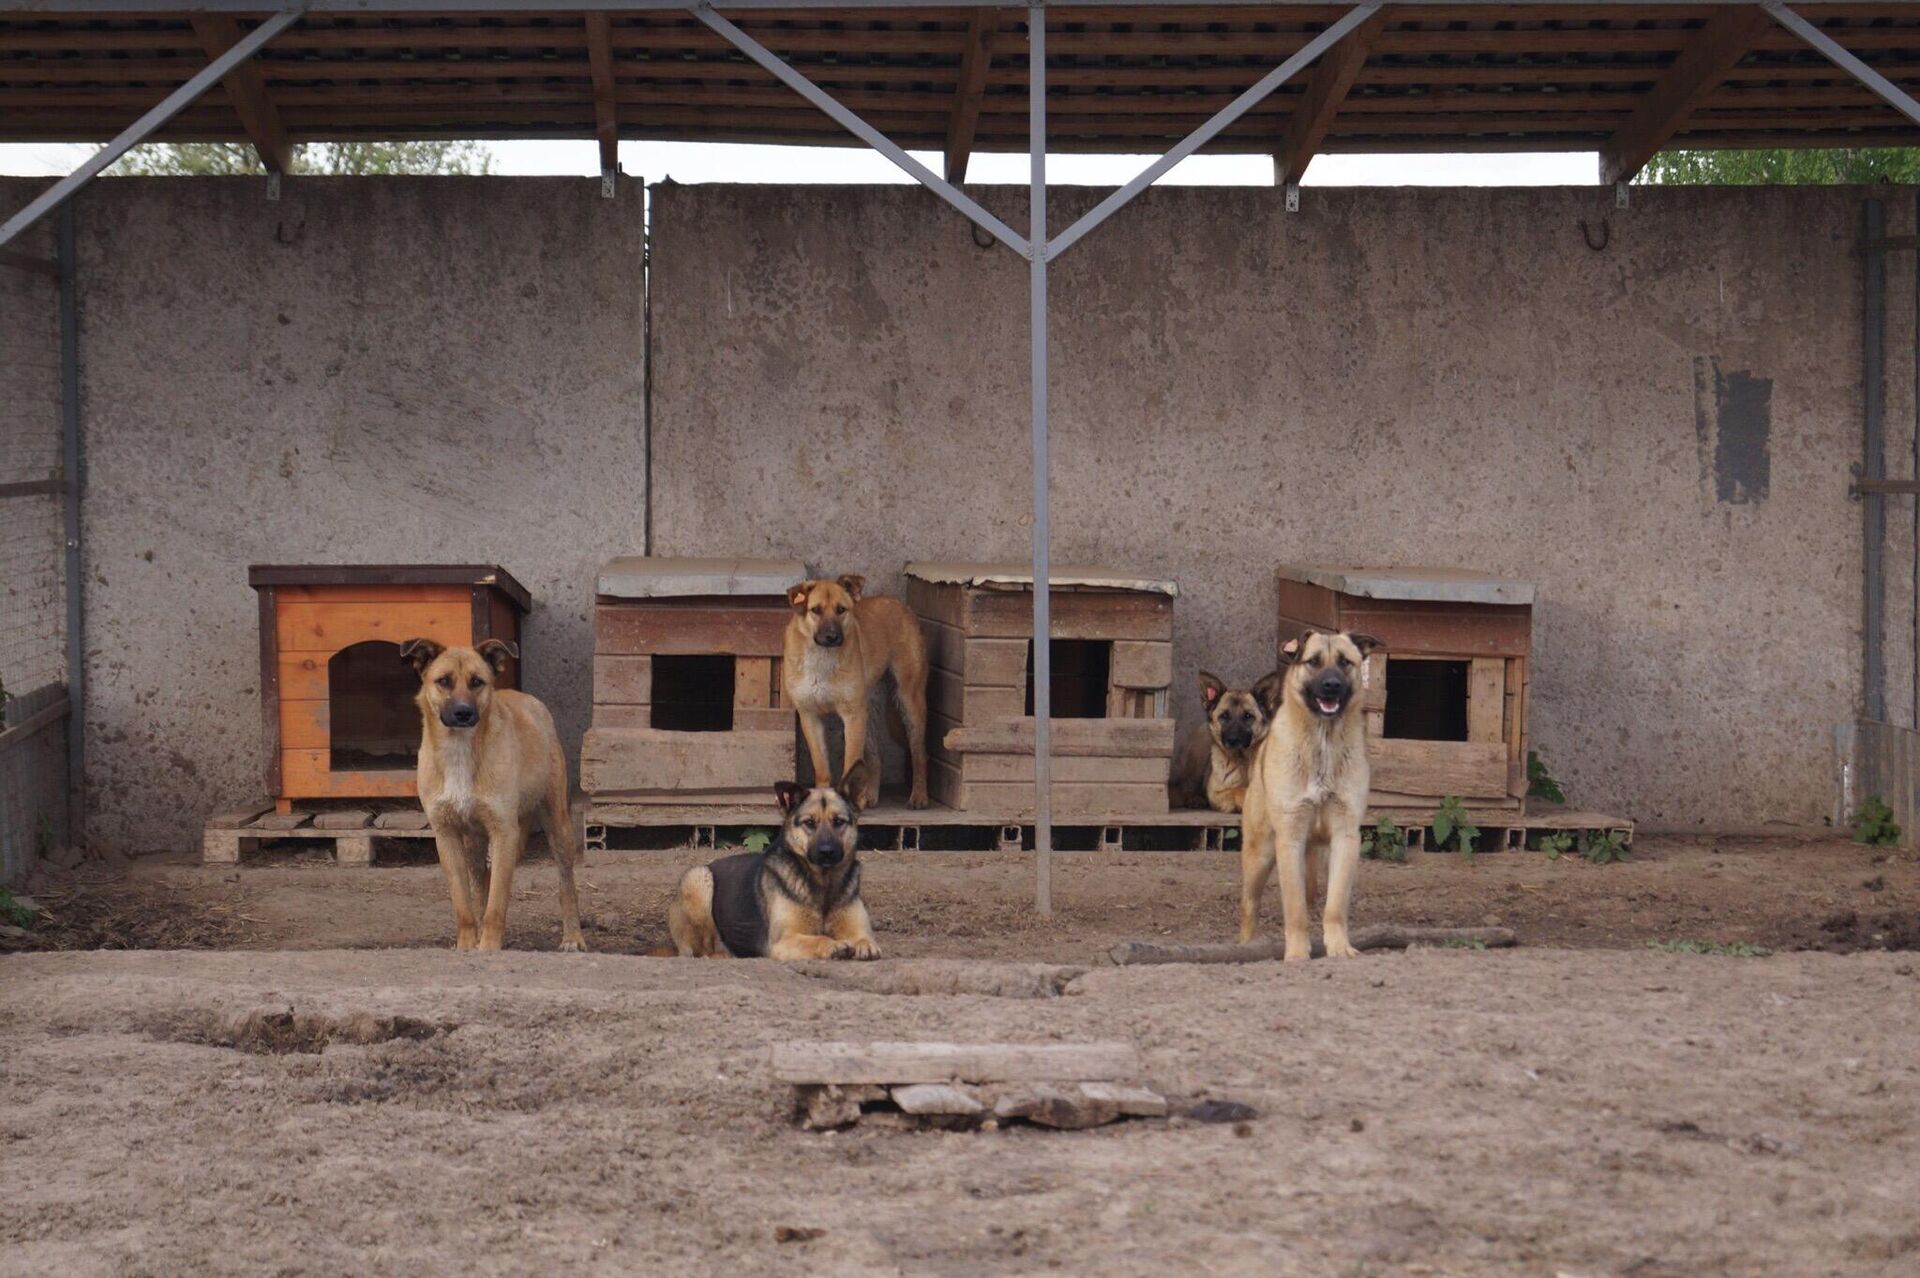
[652, 655, 735, 732]
[1024, 639, 1112, 719]
[1383, 659, 1470, 741]
[329, 641, 420, 771]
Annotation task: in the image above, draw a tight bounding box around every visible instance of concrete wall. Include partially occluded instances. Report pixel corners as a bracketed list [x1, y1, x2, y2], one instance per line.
[8, 176, 1915, 850]
[0, 177, 647, 854]
[652, 183, 1920, 830]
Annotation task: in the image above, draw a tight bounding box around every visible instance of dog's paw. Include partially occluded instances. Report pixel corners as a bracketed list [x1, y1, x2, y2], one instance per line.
[559, 938, 588, 954]
[1322, 935, 1359, 959]
[906, 790, 930, 811]
[841, 938, 882, 961]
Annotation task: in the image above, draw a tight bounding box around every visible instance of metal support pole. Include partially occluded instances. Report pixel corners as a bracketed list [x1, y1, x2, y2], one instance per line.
[58, 205, 84, 848]
[1864, 198, 1887, 722]
[1763, 1, 1920, 128]
[691, 4, 1028, 258]
[1047, 1, 1379, 259]
[1028, 4, 1051, 917]
[0, 7, 305, 251]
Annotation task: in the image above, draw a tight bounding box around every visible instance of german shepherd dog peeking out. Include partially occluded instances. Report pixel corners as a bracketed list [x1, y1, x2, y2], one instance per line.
[1239, 630, 1383, 960]
[667, 760, 881, 960]
[401, 638, 585, 952]
[1168, 669, 1282, 812]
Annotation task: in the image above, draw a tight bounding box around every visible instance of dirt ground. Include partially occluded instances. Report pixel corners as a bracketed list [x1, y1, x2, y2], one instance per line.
[4, 836, 1918, 1277]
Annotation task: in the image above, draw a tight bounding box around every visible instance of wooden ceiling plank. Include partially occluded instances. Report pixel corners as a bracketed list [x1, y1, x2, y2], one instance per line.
[1597, 6, 1774, 183]
[1273, 8, 1386, 185]
[942, 7, 994, 183]
[585, 11, 618, 170]
[190, 12, 294, 171]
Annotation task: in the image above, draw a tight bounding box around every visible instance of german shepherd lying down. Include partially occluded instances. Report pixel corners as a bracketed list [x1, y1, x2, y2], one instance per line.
[667, 761, 881, 960]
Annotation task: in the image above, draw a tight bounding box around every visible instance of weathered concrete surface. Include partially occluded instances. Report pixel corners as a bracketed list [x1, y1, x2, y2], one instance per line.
[652, 184, 1919, 829]
[3, 178, 647, 853]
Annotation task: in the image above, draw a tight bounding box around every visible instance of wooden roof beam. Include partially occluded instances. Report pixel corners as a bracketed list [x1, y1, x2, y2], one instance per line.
[1597, 6, 1774, 184]
[944, 8, 995, 183]
[190, 13, 293, 173]
[585, 12, 619, 176]
[1272, 8, 1387, 186]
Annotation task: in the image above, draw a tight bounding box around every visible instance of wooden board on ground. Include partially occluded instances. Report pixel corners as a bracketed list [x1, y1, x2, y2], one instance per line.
[771, 1040, 1141, 1085]
[1109, 925, 1518, 966]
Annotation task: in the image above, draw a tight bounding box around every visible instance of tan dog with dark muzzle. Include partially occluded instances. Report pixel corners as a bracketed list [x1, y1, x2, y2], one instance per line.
[783, 574, 931, 809]
[1168, 669, 1281, 812]
[401, 638, 585, 952]
[1239, 630, 1383, 960]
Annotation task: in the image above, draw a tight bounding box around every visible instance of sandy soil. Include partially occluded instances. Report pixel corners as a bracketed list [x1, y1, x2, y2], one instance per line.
[3, 837, 1917, 1276]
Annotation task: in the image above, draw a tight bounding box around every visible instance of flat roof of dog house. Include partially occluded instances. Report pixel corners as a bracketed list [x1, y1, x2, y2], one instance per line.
[1277, 566, 1534, 608]
[906, 562, 1178, 597]
[597, 556, 807, 599]
[249, 563, 532, 613]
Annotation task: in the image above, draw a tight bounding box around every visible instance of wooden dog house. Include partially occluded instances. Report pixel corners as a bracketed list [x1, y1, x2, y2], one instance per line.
[905, 562, 1177, 817]
[1276, 566, 1532, 813]
[580, 556, 802, 813]
[250, 564, 529, 809]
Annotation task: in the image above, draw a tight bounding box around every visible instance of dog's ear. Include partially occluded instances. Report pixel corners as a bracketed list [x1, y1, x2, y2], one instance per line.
[1348, 632, 1384, 658]
[838, 760, 869, 814]
[787, 581, 812, 611]
[836, 574, 866, 602]
[774, 781, 804, 816]
[398, 638, 443, 675]
[1198, 670, 1227, 709]
[1252, 669, 1288, 715]
[1278, 630, 1315, 666]
[476, 638, 518, 675]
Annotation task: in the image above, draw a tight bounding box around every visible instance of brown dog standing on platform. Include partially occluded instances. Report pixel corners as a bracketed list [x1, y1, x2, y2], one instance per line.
[401, 638, 586, 952]
[1168, 669, 1281, 812]
[1239, 630, 1383, 960]
[783, 574, 930, 810]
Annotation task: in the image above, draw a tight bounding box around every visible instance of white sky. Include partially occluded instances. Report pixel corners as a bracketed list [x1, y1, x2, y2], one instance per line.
[0, 139, 1599, 186]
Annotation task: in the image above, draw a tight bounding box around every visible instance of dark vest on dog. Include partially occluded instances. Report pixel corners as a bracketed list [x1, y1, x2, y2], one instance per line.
[707, 852, 772, 958]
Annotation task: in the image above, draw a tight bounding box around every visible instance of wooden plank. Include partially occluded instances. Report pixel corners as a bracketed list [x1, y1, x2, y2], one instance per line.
[1106, 687, 1168, 720]
[251, 810, 312, 831]
[928, 669, 1025, 724]
[271, 583, 467, 605]
[1467, 658, 1505, 744]
[965, 589, 1174, 641]
[250, 564, 530, 612]
[1111, 926, 1519, 966]
[946, 780, 1170, 817]
[735, 656, 774, 709]
[1275, 577, 1339, 631]
[259, 584, 281, 797]
[1109, 639, 1171, 690]
[595, 603, 789, 656]
[942, 8, 994, 183]
[593, 704, 791, 731]
[903, 578, 965, 632]
[584, 10, 618, 173]
[1597, 7, 1774, 184]
[205, 802, 274, 830]
[959, 752, 1169, 785]
[594, 654, 652, 706]
[275, 600, 467, 654]
[1369, 739, 1507, 801]
[312, 808, 373, 831]
[1332, 604, 1531, 658]
[770, 1041, 1141, 1086]
[581, 727, 793, 795]
[924, 622, 1027, 687]
[943, 716, 1175, 758]
[1273, 8, 1385, 185]
[280, 750, 417, 800]
[591, 788, 774, 808]
[191, 13, 293, 173]
[280, 699, 329, 750]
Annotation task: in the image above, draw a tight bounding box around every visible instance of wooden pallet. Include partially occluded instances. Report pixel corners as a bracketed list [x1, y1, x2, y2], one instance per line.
[585, 798, 1633, 854]
[202, 804, 434, 865]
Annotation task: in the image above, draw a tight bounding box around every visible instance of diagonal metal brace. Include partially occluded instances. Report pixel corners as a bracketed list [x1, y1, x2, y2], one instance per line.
[1047, 1, 1381, 259]
[1762, 1, 1920, 129]
[691, 4, 1029, 257]
[0, 6, 307, 251]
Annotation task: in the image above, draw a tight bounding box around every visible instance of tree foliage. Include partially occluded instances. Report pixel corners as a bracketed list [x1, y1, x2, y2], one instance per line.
[109, 140, 493, 177]
[1641, 148, 1920, 185]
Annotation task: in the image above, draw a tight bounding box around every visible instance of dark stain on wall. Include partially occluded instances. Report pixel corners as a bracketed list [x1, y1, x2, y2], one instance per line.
[1692, 356, 1772, 505]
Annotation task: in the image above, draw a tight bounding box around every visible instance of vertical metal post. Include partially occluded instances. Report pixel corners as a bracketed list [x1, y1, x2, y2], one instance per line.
[57, 205, 83, 847]
[1913, 189, 1919, 730]
[1028, 4, 1051, 917]
[1864, 198, 1887, 722]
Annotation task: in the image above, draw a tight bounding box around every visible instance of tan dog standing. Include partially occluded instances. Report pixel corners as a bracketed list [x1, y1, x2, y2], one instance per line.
[783, 574, 931, 810]
[1239, 630, 1383, 959]
[401, 638, 585, 952]
[1168, 669, 1281, 812]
